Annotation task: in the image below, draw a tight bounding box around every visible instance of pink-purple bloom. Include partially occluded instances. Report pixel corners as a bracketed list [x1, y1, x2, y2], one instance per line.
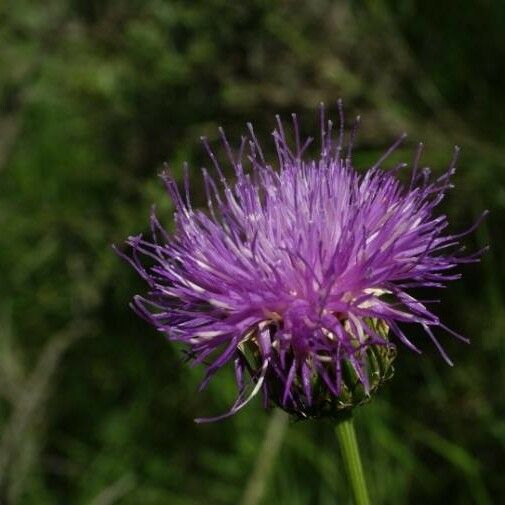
[116, 104, 486, 422]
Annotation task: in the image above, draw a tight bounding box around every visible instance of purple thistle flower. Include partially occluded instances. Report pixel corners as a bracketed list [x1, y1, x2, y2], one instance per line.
[115, 103, 486, 422]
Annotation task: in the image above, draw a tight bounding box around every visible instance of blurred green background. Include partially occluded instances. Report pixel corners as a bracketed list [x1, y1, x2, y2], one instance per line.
[1, 1, 504, 503]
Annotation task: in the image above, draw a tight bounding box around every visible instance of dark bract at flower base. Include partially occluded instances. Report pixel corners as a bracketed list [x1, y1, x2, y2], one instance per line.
[115, 103, 486, 423]
[259, 318, 396, 421]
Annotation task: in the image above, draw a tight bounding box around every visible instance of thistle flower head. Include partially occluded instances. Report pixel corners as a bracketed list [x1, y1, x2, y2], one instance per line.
[116, 103, 486, 422]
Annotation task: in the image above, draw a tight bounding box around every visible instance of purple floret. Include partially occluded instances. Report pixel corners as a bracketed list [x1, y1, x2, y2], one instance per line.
[115, 103, 486, 422]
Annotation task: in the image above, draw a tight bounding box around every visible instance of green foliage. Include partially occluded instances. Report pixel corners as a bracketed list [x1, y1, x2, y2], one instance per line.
[0, 0, 504, 503]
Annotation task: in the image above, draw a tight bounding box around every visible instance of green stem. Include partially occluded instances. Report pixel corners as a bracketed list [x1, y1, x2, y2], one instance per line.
[335, 416, 370, 505]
